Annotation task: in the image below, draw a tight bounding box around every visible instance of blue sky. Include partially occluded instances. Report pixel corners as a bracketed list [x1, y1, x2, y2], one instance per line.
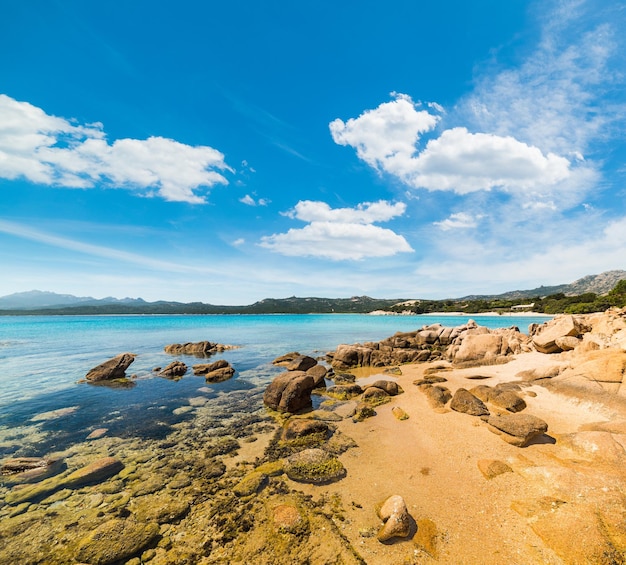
[1, 0, 625, 304]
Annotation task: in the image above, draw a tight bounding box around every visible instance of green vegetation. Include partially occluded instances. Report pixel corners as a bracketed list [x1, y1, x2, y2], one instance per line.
[389, 279, 626, 315]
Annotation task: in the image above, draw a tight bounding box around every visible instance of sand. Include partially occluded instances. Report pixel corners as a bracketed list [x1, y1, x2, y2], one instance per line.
[290, 352, 626, 564]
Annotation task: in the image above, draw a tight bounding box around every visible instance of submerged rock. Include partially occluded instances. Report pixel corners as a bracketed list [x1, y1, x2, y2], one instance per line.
[0, 457, 65, 485]
[85, 353, 136, 381]
[75, 518, 160, 565]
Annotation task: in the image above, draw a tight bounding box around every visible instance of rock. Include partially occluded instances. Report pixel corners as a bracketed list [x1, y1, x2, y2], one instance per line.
[164, 341, 235, 357]
[263, 371, 316, 413]
[5, 457, 124, 504]
[353, 402, 376, 421]
[452, 334, 504, 364]
[272, 351, 301, 366]
[0, 457, 65, 485]
[487, 413, 548, 446]
[423, 385, 452, 408]
[75, 518, 160, 565]
[489, 389, 527, 412]
[326, 384, 363, 400]
[361, 386, 391, 406]
[64, 456, 125, 488]
[532, 315, 584, 354]
[383, 366, 402, 376]
[377, 495, 411, 542]
[468, 385, 493, 403]
[555, 335, 581, 351]
[392, 407, 409, 420]
[285, 355, 317, 372]
[273, 504, 306, 534]
[158, 361, 187, 379]
[85, 353, 136, 381]
[233, 471, 267, 496]
[450, 388, 490, 416]
[477, 459, 513, 479]
[86, 428, 108, 439]
[368, 380, 403, 396]
[333, 372, 356, 384]
[306, 364, 328, 387]
[193, 359, 235, 382]
[284, 448, 346, 484]
[129, 492, 190, 523]
[282, 419, 329, 441]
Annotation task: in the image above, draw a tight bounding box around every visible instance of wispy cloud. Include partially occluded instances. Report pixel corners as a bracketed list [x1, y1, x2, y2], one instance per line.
[0, 94, 232, 204]
[0, 219, 218, 273]
[239, 194, 270, 206]
[260, 200, 412, 260]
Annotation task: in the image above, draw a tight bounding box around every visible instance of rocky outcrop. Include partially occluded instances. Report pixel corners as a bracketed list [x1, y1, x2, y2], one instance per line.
[158, 360, 187, 379]
[530, 315, 587, 354]
[164, 341, 236, 357]
[192, 359, 235, 382]
[327, 321, 531, 370]
[85, 353, 136, 382]
[263, 371, 316, 413]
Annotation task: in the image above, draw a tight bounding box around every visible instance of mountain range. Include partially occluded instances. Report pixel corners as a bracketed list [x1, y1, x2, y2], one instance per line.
[0, 270, 624, 314]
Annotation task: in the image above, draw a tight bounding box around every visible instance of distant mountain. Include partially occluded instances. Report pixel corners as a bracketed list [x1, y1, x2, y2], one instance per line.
[460, 270, 626, 301]
[1, 270, 625, 314]
[0, 290, 149, 310]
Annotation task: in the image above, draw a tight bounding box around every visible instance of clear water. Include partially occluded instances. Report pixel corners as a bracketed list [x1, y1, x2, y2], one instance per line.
[0, 313, 550, 457]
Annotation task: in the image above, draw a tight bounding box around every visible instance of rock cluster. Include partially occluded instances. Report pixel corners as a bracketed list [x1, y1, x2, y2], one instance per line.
[192, 359, 235, 382]
[327, 320, 531, 371]
[164, 341, 236, 357]
[263, 352, 328, 413]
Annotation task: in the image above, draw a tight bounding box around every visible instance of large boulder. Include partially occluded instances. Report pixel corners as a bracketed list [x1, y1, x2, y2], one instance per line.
[330, 344, 373, 370]
[263, 371, 316, 413]
[487, 413, 548, 446]
[85, 353, 135, 382]
[452, 334, 504, 364]
[532, 315, 585, 354]
[285, 355, 318, 372]
[450, 388, 489, 416]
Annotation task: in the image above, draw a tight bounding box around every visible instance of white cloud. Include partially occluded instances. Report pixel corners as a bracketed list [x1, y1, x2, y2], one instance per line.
[407, 127, 571, 194]
[288, 200, 406, 224]
[330, 93, 439, 172]
[331, 95, 574, 196]
[260, 200, 412, 260]
[0, 94, 231, 203]
[434, 212, 480, 231]
[239, 194, 270, 206]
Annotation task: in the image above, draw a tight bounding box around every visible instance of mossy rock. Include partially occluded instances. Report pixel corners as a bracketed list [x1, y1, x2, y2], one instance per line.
[361, 387, 391, 407]
[285, 449, 346, 484]
[233, 471, 267, 497]
[353, 402, 376, 422]
[255, 460, 285, 476]
[392, 407, 410, 420]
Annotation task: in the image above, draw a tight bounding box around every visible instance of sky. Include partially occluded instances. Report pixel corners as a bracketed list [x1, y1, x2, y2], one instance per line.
[1, 0, 625, 304]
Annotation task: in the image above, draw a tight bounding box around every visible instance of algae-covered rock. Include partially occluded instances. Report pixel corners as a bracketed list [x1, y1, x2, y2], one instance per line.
[75, 518, 160, 565]
[450, 388, 489, 416]
[392, 406, 409, 420]
[361, 386, 391, 406]
[285, 448, 346, 484]
[353, 402, 376, 421]
[273, 503, 308, 534]
[233, 471, 267, 497]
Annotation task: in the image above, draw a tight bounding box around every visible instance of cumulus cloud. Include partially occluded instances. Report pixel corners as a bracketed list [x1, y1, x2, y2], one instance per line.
[330, 93, 439, 175]
[260, 200, 412, 260]
[0, 94, 231, 203]
[331, 94, 573, 196]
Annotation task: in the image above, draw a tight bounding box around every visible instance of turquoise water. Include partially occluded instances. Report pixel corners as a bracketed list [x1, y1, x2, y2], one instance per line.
[0, 313, 550, 457]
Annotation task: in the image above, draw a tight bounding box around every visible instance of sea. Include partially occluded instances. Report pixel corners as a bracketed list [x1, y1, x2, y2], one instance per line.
[0, 313, 551, 460]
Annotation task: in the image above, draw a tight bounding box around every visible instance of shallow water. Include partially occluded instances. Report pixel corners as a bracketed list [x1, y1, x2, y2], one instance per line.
[0, 313, 550, 457]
